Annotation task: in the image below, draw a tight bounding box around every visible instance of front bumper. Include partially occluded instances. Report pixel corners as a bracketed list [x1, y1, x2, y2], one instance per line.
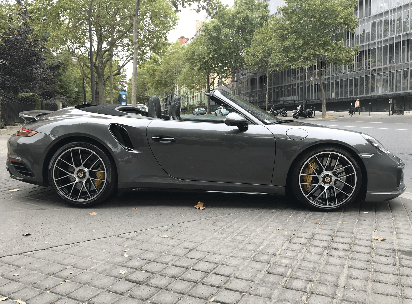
[362, 152, 406, 202]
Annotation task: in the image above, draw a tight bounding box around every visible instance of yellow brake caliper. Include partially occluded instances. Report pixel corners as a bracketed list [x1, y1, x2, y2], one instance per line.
[94, 166, 105, 189]
[302, 159, 316, 192]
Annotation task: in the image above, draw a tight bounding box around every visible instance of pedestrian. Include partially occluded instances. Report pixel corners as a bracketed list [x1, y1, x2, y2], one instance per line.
[355, 98, 361, 115]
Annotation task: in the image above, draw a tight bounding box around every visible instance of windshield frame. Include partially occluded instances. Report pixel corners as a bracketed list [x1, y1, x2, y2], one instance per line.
[210, 90, 281, 125]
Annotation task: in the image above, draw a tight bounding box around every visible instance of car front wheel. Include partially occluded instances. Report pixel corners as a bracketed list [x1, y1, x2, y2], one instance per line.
[49, 142, 116, 207]
[290, 147, 362, 210]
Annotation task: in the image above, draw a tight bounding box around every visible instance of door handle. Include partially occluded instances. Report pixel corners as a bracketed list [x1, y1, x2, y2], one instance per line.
[152, 136, 176, 143]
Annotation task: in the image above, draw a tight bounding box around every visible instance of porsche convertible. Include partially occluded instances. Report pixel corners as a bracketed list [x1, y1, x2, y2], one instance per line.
[6, 90, 406, 210]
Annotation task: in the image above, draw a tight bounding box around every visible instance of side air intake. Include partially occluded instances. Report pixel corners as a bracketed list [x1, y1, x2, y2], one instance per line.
[109, 124, 134, 151]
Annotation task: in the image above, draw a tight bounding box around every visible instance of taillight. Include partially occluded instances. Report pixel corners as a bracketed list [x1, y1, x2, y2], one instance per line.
[16, 127, 37, 137]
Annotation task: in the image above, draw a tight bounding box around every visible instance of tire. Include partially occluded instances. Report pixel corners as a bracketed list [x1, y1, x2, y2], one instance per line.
[48, 142, 116, 207]
[290, 147, 362, 210]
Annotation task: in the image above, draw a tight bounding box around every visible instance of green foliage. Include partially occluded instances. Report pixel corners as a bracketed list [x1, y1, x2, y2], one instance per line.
[18, 93, 41, 109]
[28, 0, 178, 105]
[278, 0, 358, 68]
[277, 0, 359, 117]
[185, 0, 269, 86]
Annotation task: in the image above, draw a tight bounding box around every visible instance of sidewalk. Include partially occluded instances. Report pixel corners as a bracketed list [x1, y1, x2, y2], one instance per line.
[1, 125, 412, 304]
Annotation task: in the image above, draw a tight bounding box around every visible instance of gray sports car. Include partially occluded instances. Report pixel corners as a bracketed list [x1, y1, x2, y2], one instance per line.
[6, 90, 406, 210]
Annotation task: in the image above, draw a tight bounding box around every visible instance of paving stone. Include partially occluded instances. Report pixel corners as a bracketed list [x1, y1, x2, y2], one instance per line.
[273, 288, 304, 303]
[167, 280, 195, 293]
[107, 279, 136, 294]
[25, 291, 61, 304]
[238, 294, 271, 303]
[54, 298, 81, 304]
[192, 261, 217, 272]
[89, 291, 121, 304]
[54, 267, 84, 280]
[149, 290, 181, 304]
[213, 265, 237, 276]
[225, 278, 253, 292]
[180, 270, 207, 283]
[345, 278, 368, 291]
[129, 284, 159, 300]
[50, 281, 82, 296]
[160, 266, 187, 278]
[202, 274, 229, 287]
[189, 283, 218, 299]
[286, 278, 311, 292]
[307, 293, 334, 304]
[341, 288, 367, 303]
[212, 289, 243, 304]
[311, 282, 337, 297]
[88, 274, 118, 289]
[176, 295, 207, 304]
[0, 277, 11, 287]
[68, 285, 103, 302]
[249, 284, 273, 298]
[147, 275, 174, 289]
[125, 270, 152, 283]
[0, 281, 26, 296]
[33, 276, 63, 290]
[142, 262, 168, 273]
[113, 296, 145, 304]
[10, 286, 42, 301]
[233, 268, 260, 281]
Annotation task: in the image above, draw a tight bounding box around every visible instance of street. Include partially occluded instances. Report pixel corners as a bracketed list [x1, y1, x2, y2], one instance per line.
[0, 113, 412, 304]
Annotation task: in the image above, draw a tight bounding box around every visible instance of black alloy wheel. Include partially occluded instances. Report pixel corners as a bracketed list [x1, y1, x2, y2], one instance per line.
[291, 147, 362, 210]
[49, 142, 115, 206]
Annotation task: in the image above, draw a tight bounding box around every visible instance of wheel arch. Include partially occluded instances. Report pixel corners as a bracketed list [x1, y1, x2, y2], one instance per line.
[285, 142, 368, 201]
[42, 135, 118, 187]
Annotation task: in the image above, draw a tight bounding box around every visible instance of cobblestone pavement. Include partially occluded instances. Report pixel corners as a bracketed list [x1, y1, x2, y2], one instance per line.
[1, 133, 412, 304]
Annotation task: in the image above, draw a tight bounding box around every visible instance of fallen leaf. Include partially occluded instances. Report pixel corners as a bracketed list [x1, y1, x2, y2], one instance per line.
[0, 297, 8, 301]
[14, 300, 26, 304]
[89, 212, 97, 215]
[13, 274, 19, 276]
[9, 189, 19, 192]
[22, 233, 31, 237]
[194, 202, 205, 210]
[374, 237, 386, 241]
[119, 270, 127, 275]
[161, 235, 169, 238]
[314, 222, 321, 225]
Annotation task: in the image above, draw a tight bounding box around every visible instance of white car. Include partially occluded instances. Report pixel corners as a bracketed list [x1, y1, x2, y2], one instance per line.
[215, 106, 229, 116]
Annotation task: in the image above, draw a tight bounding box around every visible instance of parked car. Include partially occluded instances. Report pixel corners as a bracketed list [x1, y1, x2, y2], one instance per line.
[7, 90, 405, 210]
[193, 107, 206, 115]
[215, 106, 229, 116]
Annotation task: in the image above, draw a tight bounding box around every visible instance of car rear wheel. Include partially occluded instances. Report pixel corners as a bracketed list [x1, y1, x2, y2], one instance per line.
[291, 147, 362, 210]
[49, 142, 115, 207]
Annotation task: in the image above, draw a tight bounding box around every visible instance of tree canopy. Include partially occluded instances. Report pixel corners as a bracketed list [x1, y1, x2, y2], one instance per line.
[278, 0, 359, 117]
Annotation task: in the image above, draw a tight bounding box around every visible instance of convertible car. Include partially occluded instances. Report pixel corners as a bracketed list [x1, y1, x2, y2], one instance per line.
[6, 90, 405, 210]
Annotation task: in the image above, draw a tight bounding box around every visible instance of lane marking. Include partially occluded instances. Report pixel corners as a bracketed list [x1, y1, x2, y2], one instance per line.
[370, 122, 383, 124]
[396, 129, 408, 131]
[378, 128, 389, 130]
[361, 127, 373, 129]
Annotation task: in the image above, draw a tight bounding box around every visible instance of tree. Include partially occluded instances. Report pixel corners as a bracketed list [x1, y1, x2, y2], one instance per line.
[0, 2, 59, 103]
[278, 0, 359, 118]
[29, 0, 177, 105]
[130, 0, 219, 107]
[245, 16, 285, 111]
[184, 0, 269, 112]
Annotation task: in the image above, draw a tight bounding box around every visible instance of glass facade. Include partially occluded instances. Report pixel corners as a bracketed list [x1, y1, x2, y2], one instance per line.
[236, 0, 412, 112]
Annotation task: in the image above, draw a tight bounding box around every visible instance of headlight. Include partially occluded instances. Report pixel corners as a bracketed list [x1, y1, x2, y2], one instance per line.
[362, 134, 390, 154]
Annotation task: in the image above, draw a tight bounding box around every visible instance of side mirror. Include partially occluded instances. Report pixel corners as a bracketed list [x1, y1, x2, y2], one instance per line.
[225, 112, 248, 131]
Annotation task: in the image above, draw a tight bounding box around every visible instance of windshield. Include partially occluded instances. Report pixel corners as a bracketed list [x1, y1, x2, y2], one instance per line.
[219, 90, 280, 124]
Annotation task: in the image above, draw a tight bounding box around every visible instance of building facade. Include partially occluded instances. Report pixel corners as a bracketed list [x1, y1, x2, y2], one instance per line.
[236, 0, 412, 112]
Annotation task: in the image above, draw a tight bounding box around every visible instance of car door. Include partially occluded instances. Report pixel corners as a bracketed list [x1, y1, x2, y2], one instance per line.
[146, 119, 276, 185]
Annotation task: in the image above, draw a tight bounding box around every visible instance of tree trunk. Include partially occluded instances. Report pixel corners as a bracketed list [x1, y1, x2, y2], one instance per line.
[131, 0, 141, 107]
[318, 59, 326, 118]
[265, 68, 269, 112]
[206, 76, 210, 112]
[109, 50, 113, 104]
